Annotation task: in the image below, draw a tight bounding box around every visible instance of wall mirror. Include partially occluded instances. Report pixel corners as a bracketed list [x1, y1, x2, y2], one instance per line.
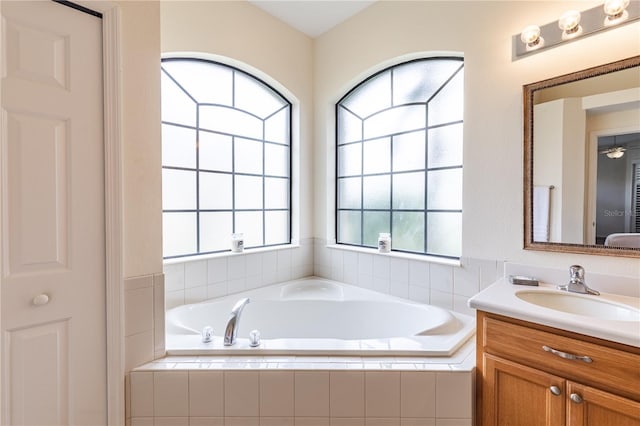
[524, 56, 640, 257]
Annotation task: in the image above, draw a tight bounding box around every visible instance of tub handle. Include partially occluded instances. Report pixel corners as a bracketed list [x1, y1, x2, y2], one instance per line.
[202, 326, 214, 343]
[249, 329, 261, 347]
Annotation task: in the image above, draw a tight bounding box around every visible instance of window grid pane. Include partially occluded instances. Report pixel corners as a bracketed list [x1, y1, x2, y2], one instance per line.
[161, 58, 291, 258]
[336, 57, 463, 259]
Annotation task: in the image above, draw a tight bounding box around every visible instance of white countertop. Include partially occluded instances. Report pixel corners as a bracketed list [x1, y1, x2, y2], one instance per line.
[468, 278, 640, 348]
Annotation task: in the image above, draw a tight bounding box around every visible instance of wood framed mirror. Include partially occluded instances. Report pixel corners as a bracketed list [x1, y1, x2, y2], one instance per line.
[524, 56, 640, 257]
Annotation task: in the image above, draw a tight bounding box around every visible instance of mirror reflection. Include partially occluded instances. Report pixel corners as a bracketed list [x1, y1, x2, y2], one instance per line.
[525, 56, 640, 256]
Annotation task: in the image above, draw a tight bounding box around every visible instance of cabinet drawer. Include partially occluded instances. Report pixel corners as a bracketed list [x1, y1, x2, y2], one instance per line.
[481, 316, 640, 401]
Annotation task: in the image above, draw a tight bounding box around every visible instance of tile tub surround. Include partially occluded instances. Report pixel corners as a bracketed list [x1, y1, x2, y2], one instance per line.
[127, 339, 475, 426]
[164, 240, 314, 310]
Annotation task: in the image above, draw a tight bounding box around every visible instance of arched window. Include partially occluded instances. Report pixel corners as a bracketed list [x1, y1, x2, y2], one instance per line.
[336, 57, 463, 258]
[161, 58, 291, 258]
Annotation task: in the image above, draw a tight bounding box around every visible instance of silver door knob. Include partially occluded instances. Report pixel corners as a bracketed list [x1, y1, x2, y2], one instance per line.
[549, 386, 561, 396]
[32, 294, 50, 306]
[570, 393, 583, 404]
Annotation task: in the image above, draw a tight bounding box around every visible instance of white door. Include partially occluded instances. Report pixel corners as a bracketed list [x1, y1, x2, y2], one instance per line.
[0, 1, 106, 425]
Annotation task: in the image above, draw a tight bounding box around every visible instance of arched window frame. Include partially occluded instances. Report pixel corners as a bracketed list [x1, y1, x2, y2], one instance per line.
[335, 57, 464, 259]
[161, 57, 292, 259]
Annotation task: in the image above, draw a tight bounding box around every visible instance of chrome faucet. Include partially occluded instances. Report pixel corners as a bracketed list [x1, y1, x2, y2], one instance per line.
[224, 297, 250, 346]
[557, 265, 600, 295]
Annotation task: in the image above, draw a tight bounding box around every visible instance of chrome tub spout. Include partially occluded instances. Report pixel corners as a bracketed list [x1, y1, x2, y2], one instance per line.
[224, 297, 250, 346]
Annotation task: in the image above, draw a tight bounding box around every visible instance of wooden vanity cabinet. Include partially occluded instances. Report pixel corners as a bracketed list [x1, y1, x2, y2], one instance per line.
[476, 311, 640, 426]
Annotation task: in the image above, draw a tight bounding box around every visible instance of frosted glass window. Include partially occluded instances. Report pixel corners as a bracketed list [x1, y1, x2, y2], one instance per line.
[428, 124, 463, 168]
[161, 71, 197, 127]
[392, 212, 425, 253]
[427, 212, 462, 257]
[363, 137, 390, 174]
[363, 211, 390, 247]
[200, 106, 263, 140]
[200, 212, 233, 252]
[393, 172, 425, 210]
[428, 69, 464, 126]
[234, 138, 263, 175]
[199, 172, 232, 210]
[162, 124, 196, 169]
[338, 211, 361, 245]
[161, 58, 291, 257]
[337, 143, 362, 177]
[363, 175, 390, 209]
[235, 175, 263, 209]
[162, 169, 196, 210]
[264, 144, 289, 177]
[336, 57, 463, 258]
[235, 211, 263, 247]
[364, 104, 426, 139]
[163, 213, 197, 258]
[265, 211, 288, 245]
[162, 59, 233, 105]
[265, 177, 288, 209]
[393, 131, 425, 172]
[338, 107, 363, 144]
[338, 177, 362, 209]
[200, 132, 232, 172]
[234, 72, 286, 119]
[265, 108, 289, 144]
[427, 169, 462, 210]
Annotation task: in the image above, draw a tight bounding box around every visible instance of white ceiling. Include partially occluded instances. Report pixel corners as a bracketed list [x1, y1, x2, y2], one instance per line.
[248, 1, 375, 38]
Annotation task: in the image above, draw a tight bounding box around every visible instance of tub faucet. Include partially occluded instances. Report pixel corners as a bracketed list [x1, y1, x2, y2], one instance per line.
[557, 265, 600, 295]
[224, 297, 250, 346]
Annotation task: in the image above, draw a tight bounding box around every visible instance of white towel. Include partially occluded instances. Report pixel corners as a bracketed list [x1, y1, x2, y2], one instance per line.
[533, 186, 551, 242]
[604, 233, 640, 248]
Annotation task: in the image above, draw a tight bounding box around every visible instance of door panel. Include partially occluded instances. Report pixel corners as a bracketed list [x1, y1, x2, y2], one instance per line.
[567, 382, 640, 426]
[1, 1, 106, 425]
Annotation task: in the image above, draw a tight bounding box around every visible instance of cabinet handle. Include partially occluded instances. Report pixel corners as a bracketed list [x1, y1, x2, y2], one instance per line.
[570, 393, 583, 404]
[549, 386, 561, 396]
[542, 345, 593, 363]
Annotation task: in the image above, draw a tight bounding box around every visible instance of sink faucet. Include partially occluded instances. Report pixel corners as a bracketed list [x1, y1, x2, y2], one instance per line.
[557, 265, 600, 295]
[224, 297, 250, 346]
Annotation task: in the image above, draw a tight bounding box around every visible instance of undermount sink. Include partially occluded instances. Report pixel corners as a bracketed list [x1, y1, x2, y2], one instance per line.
[516, 290, 640, 321]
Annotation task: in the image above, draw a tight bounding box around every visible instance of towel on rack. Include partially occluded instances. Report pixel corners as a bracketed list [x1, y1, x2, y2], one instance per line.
[533, 185, 551, 242]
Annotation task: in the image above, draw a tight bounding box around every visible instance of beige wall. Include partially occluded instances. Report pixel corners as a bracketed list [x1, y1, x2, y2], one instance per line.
[119, 0, 163, 278]
[160, 0, 315, 245]
[313, 1, 640, 277]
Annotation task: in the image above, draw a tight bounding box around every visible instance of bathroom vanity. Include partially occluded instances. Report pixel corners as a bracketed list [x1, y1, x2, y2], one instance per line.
[469, 279, 640, 426]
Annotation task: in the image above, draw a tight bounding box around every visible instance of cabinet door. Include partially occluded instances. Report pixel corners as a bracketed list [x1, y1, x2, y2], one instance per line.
[483, 353, 565, 426]
[567, 382, 640, 426]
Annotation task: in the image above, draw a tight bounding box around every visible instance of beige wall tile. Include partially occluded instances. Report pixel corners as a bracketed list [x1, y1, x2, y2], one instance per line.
[329, 372, 364, 418]
[294, 372, 330, 417]
[125, 286, 154, 337]
[130, 418, 153, 426]
[365, 372, 400, 418]
[260, 371, 294, 417]
[153, 273, 165, 358]
[189, 371, 224, 417]
[260, 417, 294, 426]
[188, 417, 224, 426]
[402, 419, 436, 426]
[435, 372, 472, 419]
[125, 331, 154, 372]
[225, 371, 260, 417]
[130, 372, 153, 417]
[435, 419, 472, 426]
[365, 419, 398, 426]
[331, 418, 364, 425]
[294, 417, 330, 426]
[154, 371, 189, 417]
[155, 417, 188, 426]
[225, 417, 259, 426]
[400, 372, 436, 418]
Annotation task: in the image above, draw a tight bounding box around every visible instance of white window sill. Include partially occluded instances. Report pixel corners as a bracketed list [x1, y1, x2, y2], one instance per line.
[163, 243, 301, 266]
[325, 244, 461, 267]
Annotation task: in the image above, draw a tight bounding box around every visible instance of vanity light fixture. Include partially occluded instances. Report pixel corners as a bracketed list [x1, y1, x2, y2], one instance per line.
[604, 0, 630, 26]
[558, 10, 583, 40]
[521, 25, 544, 50]
[513, 0, 639, 59]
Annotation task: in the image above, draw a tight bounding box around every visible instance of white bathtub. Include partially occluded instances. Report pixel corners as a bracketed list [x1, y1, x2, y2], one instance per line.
[166, 277, 475, 356]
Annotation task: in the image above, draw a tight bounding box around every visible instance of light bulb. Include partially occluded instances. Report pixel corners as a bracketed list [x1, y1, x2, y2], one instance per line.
[604, 0, 630, 25]
[606, 148, 625, 159]
[521, 25, 544, 50]
[558, 10, 582, 39]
